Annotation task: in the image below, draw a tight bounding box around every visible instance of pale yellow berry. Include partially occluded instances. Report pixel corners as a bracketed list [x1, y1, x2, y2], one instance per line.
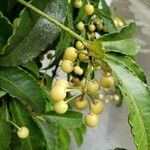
[99, 93, 104, 99]
[88, 24, 96, 32]
[85, 113, 99, 127]
[74, 66, 83, 75]
[74, 0, 82, 8]
[54, 79, 68, 89]
[96, 23, 104, 31]
[75, 96, 88, 110]
[54, 101, 68, 114]
[87, 80, 99, 94]
[113, 94, 120, 101]
[79, 50, 89, 62]
[77, 21, 85, 31]
[63, 47, 77, 61]
[84, 4, 94, 16]
[76, 41, 84, 50]
[100, 76, 114, 88]
[91, 100, 104, 114]
[61, 60, 74, 73]
[17, 127, 29, 139]
[51, 86, 66, 102]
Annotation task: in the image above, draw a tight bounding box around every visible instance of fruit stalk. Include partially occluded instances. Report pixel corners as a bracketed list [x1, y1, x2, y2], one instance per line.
[17, 0, 86, 43]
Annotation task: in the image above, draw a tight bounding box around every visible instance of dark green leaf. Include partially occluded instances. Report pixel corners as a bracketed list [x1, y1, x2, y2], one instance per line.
[23, 60, 39, 78]
[0, 67, 46, 112]
[50, 2, 74, 68]
[96, 0, 117, 32]
[35, 117, 59, 150]
[0, 11, 13, 51]
[106, 53, 147, 83]
[0, 106, 11, 150]
[73, 124, 86, 146]
[58, 127, 71, 150]
[10, 100, 45, 150]
[43, 111, 83, 128]
[0, 0, 67, 66]
[97, 22, 140, 56]
[105, 58, 150, 150]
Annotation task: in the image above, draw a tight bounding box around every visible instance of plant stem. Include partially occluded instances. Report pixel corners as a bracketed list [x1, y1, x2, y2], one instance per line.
[7, 120, 20, 130]
[18, 0, 86, 43]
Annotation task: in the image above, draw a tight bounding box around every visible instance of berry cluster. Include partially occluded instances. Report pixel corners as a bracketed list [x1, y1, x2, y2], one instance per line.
[50, 1, 122, 128]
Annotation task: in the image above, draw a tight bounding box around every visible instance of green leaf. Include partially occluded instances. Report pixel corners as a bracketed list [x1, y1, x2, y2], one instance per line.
[23, 60, 40, 78]
[96, 0, 117, 33]
[0, 67, 46, 112]
[43, 111, 83, 128]
[10, 100, 45, 150]
[105, 58, 150, 150]
[0, 11, 13, 51]
[0, 106, 11, 150]
[50, 2, 74, 68]
[0, 90, 7, 97]
[73, 124, 86, 147]
[98, 22, 140, 56]
[58, 127, 71, 150]
[35, 117, 59, 150]
[0, 0, 67, 66]
[106, 53, 147, 83]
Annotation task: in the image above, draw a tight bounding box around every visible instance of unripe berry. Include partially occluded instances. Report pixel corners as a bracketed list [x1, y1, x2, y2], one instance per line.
[61, 60, 74, 73]
[77, 21, 85, 32]
[84, 4, 94, 16]
[74, 0, 83, 8]
[75, 96, 88, 110]
[71, 77, 81, 86]
[51, 86, 66, 102]
[76, 41, 84, 50]
[85, 113, 99, 127]
[87, 80, 99, 94]
[96, 23, 104, 31]
[74, 66, 83, 75]
[88, 24, 96, 32]
[54, 101, 68, 114]
[100, 76, 114, 88]
[54, 79, 68, 89]
[79, 51, 89, 62]
[113, 94, 120, 101]
[17, 127, 29, 139]
[91, 100, 104, 114]
[63, 47, 77, 61]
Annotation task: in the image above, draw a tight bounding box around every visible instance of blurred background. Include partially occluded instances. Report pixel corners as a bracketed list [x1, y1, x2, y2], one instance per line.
[71, 0, 150, 149]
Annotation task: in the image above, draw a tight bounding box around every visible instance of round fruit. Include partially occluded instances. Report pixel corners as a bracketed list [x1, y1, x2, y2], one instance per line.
[76, 41, 84, 50]
[88, 24, 96, 32]
[54, 101, 68, 114]
[75, 96, 88, 110]
[84, 4, 94, 16]
[113, 94, 120, 101]
[63, 47, 77, 61]
[51, 86, 66, 102]
[87, 80, 99, 94]
[74, 66, 83, 75]
[100, 76, 114, 88]
[61, 60, 74, 73]
[74, 0, 82, 8]
[79, 50, 89, 62]
[17, 127, 29, 139]
[85, 113, 99, 127]
[71, 77, 81, 86]
[96, 23, 103, 31]
[54, 79, 68, 89]
[77, 21, 85, 31]
[91, 100, 104, 114]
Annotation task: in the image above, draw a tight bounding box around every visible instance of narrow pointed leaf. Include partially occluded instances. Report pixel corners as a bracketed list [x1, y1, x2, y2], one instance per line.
[0, 107, 11, 150]
[106, 53, 147, 83]
[98, 22, 140, 55]
[10, 100, 45, 149]
[43, 111, 83, 128]
[0, 0, 67, 66]
[0, 67, 46, 112]
[35, 117, 59, 150]
[105, 58, 150, 150]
